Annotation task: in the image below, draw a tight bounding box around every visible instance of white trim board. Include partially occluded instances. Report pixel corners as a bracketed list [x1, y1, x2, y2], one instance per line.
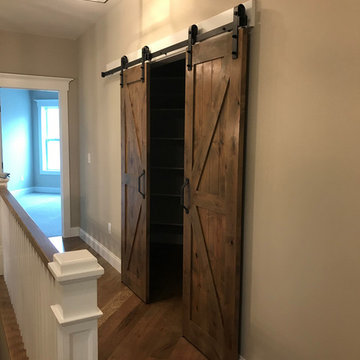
[0, 244, 3, 275]
[69, 227, 80, 237]
[10, 187, 33, 197]
[0, 73, 73, 238]
[34, 187, 61, 194]
[105, 0, 255, 73]
[0, 73, 71, 92]
[10, 187, 60, 196]
[80, 229, 121, 274]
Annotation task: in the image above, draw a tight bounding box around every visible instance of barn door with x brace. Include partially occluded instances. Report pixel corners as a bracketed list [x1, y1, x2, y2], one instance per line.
[121, 63, 150, 303]
[182, 27, 248, 360]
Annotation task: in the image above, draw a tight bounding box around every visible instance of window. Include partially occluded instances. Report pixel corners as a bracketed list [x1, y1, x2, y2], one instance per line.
[37, 100, 60, 173]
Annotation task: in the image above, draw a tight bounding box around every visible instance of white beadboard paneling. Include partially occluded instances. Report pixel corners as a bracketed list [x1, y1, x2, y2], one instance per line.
[0, 196, 58, 360]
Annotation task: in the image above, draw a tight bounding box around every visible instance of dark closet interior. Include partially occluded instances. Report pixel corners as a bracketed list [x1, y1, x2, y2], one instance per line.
[149, 58, 185, 301]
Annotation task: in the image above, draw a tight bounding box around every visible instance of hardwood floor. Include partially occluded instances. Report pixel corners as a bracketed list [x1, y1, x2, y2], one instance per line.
[63, 237, 207, 360]
[0, 277, 28, 360]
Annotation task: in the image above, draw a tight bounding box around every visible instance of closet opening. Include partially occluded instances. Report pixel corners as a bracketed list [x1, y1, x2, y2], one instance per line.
[149, 56, 186, 302]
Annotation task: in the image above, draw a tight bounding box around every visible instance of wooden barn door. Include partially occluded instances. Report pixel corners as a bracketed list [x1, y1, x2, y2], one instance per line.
[121, 64, 150, 303]
[183, 29, 248, 360]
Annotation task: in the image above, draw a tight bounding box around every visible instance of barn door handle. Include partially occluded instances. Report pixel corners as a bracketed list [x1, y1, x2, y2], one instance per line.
[138, 170, 146, 199]
[180, 178, 190, 214]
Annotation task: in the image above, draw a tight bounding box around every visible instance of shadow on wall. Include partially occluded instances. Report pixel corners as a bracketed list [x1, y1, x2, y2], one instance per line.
[241, 6, 288, 359]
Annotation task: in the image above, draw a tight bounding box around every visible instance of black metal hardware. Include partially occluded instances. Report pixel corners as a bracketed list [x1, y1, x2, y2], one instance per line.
[141, 46, 152, 82]
[101, 3, 249, 78]
[0, 172, 10, 179]
[232, 4, 247, 59]
[120, 56, 128, 88]
[138, 170, 146, 199]
[180, 178, 190, 214]
[187, 25, 198, 71]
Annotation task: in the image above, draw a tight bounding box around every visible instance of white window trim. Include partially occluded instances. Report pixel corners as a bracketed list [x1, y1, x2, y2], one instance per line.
[35, 99, 61, 175]
[0, 73, 74, 238]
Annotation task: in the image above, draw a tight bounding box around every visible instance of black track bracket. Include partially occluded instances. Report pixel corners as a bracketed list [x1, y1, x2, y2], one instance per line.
[120, 56, 128, 88]
[187, 25, 198, 71]
[141, 46, 152, 82]
[232, 4, 247, 59]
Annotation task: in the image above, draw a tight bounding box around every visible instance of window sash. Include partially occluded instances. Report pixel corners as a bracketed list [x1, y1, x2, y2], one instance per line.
[40, 105, 60, 173]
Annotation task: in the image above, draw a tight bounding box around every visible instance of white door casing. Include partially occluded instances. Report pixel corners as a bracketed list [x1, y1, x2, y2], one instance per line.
[0, 73, 73, 238]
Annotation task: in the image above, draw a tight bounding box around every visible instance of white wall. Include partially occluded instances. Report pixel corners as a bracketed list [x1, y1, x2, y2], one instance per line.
[0, 88, 33, 191]
[0, 29, 80, 227]
[77, 1, 360, 359]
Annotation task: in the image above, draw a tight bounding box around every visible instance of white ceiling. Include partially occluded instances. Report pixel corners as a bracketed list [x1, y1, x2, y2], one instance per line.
[0, 0, 122, 40]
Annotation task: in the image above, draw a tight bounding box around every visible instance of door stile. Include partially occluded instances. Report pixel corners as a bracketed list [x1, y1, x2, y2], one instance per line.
[121, 63, 150, 303]
[183, 59, 195, 335]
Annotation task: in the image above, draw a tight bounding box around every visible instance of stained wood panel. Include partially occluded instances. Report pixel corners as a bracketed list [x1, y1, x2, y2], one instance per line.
[121, 64, 150, 303]
[183, 29, 248, 360]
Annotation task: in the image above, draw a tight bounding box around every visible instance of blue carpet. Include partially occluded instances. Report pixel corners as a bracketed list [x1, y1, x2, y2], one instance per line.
[14, 192, 61, 238]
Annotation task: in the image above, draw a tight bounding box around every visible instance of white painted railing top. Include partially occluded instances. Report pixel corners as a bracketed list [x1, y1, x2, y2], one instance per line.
[0, 182, 104, 360]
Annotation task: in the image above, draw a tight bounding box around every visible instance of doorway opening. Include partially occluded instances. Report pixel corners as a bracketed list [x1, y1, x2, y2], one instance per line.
[0, 73, 72, 240]
[149, 58, 185, 302]
[0, 88, 62, 238]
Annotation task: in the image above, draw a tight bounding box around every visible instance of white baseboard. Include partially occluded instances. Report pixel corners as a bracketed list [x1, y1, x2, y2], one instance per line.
[80, 228, 121, 274]
[65, 227, 80, 238]
[10, 186, 61, 196]
[34, 186, 61, 194]
[10, 187, 33, 197]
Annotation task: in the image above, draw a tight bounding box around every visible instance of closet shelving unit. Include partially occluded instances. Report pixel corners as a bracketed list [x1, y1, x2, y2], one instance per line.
[150, 60, 185, 246]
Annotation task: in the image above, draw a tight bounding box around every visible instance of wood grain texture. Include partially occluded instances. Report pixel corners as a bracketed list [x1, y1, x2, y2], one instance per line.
[183, 29, 248, 360]
[0, 276, 29, 360]
[121, 63, 150, 302]
[63, 237, 206, 360]
[0, 188, 58, 266]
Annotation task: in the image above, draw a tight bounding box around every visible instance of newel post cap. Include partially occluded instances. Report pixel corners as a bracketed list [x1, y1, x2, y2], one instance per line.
[0, 177, 9, 188]
[48, 249, 104, 283]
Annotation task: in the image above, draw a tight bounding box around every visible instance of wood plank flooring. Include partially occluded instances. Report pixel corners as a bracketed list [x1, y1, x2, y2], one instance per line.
[0, 276, 28, 360]
[63, 237, 207, 360]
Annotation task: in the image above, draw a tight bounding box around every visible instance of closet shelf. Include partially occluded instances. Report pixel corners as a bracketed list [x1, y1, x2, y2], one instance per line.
[151, 108, 184, 111]
[151, 193, 181, 198]
[151, 222, 183, 227]
[152, 76, 185, 80]
[151, 166, 184, 171]
[152, 137, 184, 141]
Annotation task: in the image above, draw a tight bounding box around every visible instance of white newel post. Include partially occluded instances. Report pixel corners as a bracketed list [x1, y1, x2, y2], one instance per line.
[0, 178, 9, 276]
[48, 249, 104, 360]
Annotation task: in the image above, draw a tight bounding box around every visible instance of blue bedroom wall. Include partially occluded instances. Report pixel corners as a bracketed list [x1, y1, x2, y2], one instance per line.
[0, 88, 33, 191]
[30, 90, 60, 190]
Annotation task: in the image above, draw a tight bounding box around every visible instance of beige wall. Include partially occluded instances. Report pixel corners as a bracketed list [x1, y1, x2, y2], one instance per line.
[78, 0, 360, 359]
[0, 29, 80, 227]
